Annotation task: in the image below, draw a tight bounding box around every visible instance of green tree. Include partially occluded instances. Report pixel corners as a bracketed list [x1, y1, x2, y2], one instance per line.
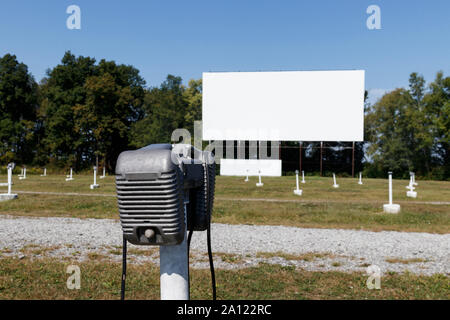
[365, 72, 449, 179]
[40, 51, 97, 168]
[41, 52, 145, 169]
[183, 78, 202, 133]
[423, 71, 450, 178]
[131, 75, 190, 147]
[365, 88, 414, 176]
[0, 54, 38, 164]
[73, 61, 145, 170]
[406, 73, 434, 175]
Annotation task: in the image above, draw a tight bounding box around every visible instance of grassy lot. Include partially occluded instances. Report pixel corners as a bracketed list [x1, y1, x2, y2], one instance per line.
[0, 257, 448, 300]
[3, 173, 449, 201]
[0, 174, 448, 233]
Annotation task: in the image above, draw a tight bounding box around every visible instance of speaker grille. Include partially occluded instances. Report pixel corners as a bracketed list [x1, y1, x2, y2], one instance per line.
[116, 170, 184, 241]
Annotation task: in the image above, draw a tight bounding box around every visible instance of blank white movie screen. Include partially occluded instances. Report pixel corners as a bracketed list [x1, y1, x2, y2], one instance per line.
[202, 70, 365, 141]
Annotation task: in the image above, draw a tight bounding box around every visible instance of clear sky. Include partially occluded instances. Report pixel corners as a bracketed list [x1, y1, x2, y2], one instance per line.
[0, 0, 449, 104]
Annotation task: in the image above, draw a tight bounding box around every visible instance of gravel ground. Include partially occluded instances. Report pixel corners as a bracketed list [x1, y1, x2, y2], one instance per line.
[0, 215, 448, 276]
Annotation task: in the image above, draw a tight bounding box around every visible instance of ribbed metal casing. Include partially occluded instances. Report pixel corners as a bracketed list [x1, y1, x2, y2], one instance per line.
[115, 145, 185, 245]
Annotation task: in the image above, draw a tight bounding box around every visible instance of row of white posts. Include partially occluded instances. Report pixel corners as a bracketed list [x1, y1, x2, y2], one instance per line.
[247, 170, 360, 192]
[64, 167, 102, 189]
[246, 170, 413, 215]
[12, 166, 106, 189]
[19, 167, 48, 179]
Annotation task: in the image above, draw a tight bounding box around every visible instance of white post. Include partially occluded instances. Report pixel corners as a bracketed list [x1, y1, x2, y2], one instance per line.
[41, 168, 47, 176]
[384, 172, 401, 213]
[0, 166, 18, 201]
[100, 167, 106, 179]
[18, 168, 23, 177]
[358, 172, 363, 185]
[412, 172, 418, 186]
[19, 168, 26, 180]
[256, 170, 263, 187]
[7, 167, 12, 195]
[66, 168, 74, 181]
[244, 169, 249, 182]
[406, 175, 412, 189]
[406, 174, 417, 198]
[293, 170, 302, 195]
[160, 204, 189, 300]
[90, 166, 99, 189]
[332, 173, 339, 188]
[388, 173, 393, 205]
[301, 170, 305, 183]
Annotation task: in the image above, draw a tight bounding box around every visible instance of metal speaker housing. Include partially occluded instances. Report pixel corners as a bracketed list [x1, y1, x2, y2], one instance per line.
[116, 144, 185, 246]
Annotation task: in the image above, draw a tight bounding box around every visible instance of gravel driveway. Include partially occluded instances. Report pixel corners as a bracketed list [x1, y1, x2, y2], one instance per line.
[0, 215, 448, 275]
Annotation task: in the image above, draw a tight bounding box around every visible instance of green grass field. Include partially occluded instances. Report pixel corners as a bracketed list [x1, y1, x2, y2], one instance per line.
[1, 173, 448, 300]
[1, 173, 449, 233]
[0, 257, 448, 300]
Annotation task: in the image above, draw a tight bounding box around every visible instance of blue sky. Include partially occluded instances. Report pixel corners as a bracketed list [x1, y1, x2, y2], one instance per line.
[0, 0, 449, 104]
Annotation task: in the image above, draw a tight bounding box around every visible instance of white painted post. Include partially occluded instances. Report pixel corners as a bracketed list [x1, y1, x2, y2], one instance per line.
[406, 174, 417, 198]
[160, 204, 189, 300]
[389, 173, 393, 205]
[383, 172, 400, 214]
[301, 170, 305, 184]
[66, 168, 74, 181]
[412, 172, 418, 186]
[332, 173, 339, 188]
[19, 168, 26, 180]
[406, 175, 412, 189]
[7, 167, 12, 195]
[0, 166, 18, 201]
[41, 168, 47, 177]
[358, 172, 363, 185]
[256, 170, 263, 187]
[90, 166, 99, 189]
[18, 168, 23, 177]
[293, 170, 302, 195]
[244, 169, 249, 182]
[100, 167, 106, 179]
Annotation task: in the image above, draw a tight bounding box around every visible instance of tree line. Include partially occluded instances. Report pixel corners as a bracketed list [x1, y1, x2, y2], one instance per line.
[0, 52, 448, 179]
[0, 51, 201, 172]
